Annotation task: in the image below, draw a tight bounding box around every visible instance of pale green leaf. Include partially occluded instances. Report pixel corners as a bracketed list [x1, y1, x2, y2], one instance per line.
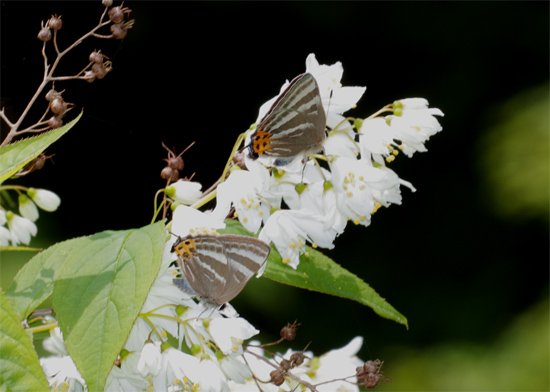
[0, 289, 49, 392]
[52, 221, 166, 392]
[6, 237, 82, 321]
[0, 112, 82, 183]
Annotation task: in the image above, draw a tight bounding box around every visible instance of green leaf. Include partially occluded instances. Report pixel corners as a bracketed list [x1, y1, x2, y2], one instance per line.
[220, 220, 408, 327]
[6, 237, 82, 321]
[0, 112, 82, 183]
[52, 221, 166, 392]
[0, 289, 49, 392]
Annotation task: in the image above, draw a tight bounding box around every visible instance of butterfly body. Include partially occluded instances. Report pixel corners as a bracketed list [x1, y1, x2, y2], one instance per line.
[171, 234, 271, 305]
[248, 73, 326, 166]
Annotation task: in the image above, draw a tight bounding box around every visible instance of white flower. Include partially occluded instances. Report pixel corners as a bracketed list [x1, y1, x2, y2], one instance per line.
[196, 359, 230, 392]
[331, 157, 376, 227]
[150, 347, 200, 392]
[137, 340, 162, 377]
[0, 226, 10, 246]
[28, 188, 61, 212]
[7, 213, 37, 245]
[213, 165, 271, 234]
[167, 180, 203, 205]
[43, 327, 68, 356]
[387, 98, 444, 157]
[268, 164, 347, 236]
[259, 209, 337, 269]
[209, 317, 259, 356]
[172, 205, 226, 238]
[18, 194, 39, 222]
[105, 352, 148, 392]
[40, 355, 87, 392]
[305, 53, 366, 130]
[312, 337, 364, 392]
[220, 355, 253, 385]
[357, 117, 397, 165]
[0, 210, 6, 226]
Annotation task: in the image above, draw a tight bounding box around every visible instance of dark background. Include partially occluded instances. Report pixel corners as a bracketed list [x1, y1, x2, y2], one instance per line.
[1, 2, 548, 390]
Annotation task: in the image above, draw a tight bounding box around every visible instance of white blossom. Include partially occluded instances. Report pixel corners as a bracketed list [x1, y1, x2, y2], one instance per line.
[7, 213, 37, 245]
[167, 180, 203, 205]
[28, 188, 61, 212]
[18, 194, 39, 221]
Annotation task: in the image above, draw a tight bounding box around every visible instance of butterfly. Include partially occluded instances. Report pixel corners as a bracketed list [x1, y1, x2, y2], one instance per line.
[171, 234, 271, 306]
[247, 73, 326, 166]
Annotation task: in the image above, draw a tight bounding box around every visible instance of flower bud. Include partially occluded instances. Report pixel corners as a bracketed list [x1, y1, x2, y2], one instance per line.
[48, 15, 62, 31]
[19, 194, 39, 222]
[28, 188, 61, 212]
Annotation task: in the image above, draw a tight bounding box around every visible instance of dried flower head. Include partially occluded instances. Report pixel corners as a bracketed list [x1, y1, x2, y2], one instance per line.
[37, 21, 52, 42]
[48, 14, 62, 31]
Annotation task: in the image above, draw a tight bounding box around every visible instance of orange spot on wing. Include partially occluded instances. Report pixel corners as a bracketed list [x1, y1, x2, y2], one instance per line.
[252, 130, 274, 155]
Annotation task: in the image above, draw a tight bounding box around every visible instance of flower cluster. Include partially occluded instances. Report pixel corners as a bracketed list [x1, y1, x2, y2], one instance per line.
[36, 53, 443, 391]
[214, 53, 443, 268]
[0, 187, 60, 246]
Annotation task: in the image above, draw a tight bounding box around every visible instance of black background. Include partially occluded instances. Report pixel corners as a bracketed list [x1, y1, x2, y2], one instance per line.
[1, 1, 548, 389]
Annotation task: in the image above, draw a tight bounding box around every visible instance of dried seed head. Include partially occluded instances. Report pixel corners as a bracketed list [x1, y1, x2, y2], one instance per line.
[108, 6, 125, 23]
[83, 71, 96, 83]
[48, 14, 62, 31]
[37, 22, 52, 42]
[110, 20, 134, 39]
[269, 370, 285, 386]
[280, 320, 300, 341]
[290, 352, 305, 367]
[102, 0, 113, 7]
[50, 98, 67, 115]
[45, 88, 61, 102]
[91, 62, 111, 79]
[48, 116, 62, 129]
[279, 359, 291, 372]
[161, 167, 179, 182]
[89, 50, 104, 63]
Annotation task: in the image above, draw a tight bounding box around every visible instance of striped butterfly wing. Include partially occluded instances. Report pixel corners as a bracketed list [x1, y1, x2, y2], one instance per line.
[173, 235, 270, 305]
[178, 236, 230, 305]
[216, 235, 271, 305]
[251, 73, 326, 162]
